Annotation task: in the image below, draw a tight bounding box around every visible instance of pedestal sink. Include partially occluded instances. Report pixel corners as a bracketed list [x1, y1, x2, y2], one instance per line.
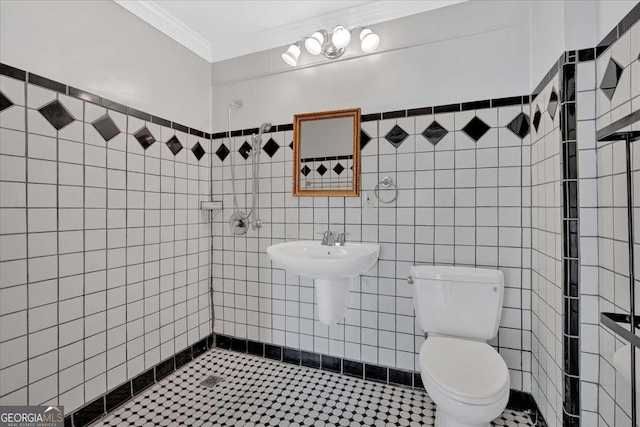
[267, 241, 380, 325]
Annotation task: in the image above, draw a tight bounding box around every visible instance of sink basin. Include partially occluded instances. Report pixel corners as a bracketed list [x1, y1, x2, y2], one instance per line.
[267, 241, 380, 325]
[267, 241, 380, 279]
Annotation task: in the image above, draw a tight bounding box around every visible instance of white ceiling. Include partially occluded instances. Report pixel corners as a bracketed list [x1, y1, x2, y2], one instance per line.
[114, 0, 466, 63]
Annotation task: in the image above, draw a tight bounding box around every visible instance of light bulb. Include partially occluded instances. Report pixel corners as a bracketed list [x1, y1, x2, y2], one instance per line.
[282, 44, 300, 67]
[332, 25, 351, 49]
[305, 31, 324, 55]
[360, 28, 379, 53]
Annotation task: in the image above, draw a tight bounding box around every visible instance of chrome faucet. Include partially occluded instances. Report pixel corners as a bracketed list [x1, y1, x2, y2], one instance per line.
[321, 231, 335, 246]
[319, 231, 347, 246]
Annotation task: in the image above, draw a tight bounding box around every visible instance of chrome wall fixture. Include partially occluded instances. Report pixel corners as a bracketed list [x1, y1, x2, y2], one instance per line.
[282, 26, 380, 67]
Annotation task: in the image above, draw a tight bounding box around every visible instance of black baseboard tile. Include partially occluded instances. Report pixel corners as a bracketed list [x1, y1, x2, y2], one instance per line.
[231, 337, 247, 352]
[321, 355, 341, 373]
[216, 334, 232, 349]
[248, 340, 264, 356]
[105, 381, 132, 412]
[193, 337, 209, 358]
[73, 397, 105, 427]
[265, 344, 282, 361]
[508, 389, 547, 427]
[413, 373, 424, 389]
[132, 368, 155, 395]
[365, 364, 388, 383]
[342, 359, 363, 378]
[155, 356, 175, 381]
[283, 347, 301, 365]
[389, 368, 413, 387]
[175, 347, 193, 368]
[301, 351, 320, 369]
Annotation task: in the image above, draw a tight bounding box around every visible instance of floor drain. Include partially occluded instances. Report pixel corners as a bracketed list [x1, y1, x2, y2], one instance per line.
[200, 375, 224, 388]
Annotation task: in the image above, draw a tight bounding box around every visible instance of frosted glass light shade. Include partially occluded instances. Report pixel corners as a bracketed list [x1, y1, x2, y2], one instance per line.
[360, 29, 379, 53]
[282, 44, 301, 66]
[305, 32, 324, 55]
[332, 25, 351, 49]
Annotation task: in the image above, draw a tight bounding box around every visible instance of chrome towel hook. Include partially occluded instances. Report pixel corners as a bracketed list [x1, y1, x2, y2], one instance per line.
[374, 176, 398, 204]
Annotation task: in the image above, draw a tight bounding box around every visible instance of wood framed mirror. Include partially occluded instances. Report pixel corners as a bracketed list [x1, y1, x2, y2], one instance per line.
[293, 108, 361, 196]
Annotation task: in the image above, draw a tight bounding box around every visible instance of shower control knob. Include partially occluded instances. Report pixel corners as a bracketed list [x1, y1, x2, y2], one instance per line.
[254, 219, 263, 229]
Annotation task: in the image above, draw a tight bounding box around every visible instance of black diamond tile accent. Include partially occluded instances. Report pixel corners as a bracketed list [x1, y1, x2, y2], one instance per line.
[239, 141, 252, 159]
[506, 112, 530, 139]
[361, 129, 372, 149]
[192, 142, 205, 161]
[289, 141, 293, 150]
[133, 126, 156, 150]
[92, 114, 120, 142]
[263, 138, 280, 157]
[600, 58, 624, 100]
[333, 163, 345, 175]
[533, 106, 542, 132]
[166, 136, 183, 156]
[39, 100, 75, 131]
[216, 143, 230, 161]
[317, 164, 327, 176]
[0, 91, 13, 112]
[384, 124, 408, 147]
[421, 121, 448, 145]
[462, 116, 490, 142]
[301, 165, 311, 176]
[547, 88, 559, 119]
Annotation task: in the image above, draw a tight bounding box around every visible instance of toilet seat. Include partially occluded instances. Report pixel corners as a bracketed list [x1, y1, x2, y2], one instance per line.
[419, 336, 509, 405]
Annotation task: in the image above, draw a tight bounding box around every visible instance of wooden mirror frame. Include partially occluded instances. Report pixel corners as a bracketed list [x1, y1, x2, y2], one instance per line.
[293, 108, 361, 197]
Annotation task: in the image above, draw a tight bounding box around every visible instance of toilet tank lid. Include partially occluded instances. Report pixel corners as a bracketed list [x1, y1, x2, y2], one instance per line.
[410, 265, 503, 284]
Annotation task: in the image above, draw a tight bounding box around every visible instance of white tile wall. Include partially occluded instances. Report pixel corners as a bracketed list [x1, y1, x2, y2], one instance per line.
[0, 74, 211, 412]
[211, 104, 533, 390]
[596, 19, 640, 132]
[530, 74, 563, 427]
[594, 17, 640, 427]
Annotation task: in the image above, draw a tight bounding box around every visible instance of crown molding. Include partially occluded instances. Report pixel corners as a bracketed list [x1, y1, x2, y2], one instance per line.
[249, 1, 467, 52]
[114, 0, 213, 62]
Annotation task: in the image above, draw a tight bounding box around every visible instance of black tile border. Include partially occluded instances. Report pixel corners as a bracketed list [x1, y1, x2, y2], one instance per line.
[560, 59, 580, 421]
[0, 63, 26, 81]
[213, 334, 542, 414]
[65, 334, 213, 427]
[211, 95, 531, 139]
[597, 1, 640, 57]
[0, 62, 211, 144]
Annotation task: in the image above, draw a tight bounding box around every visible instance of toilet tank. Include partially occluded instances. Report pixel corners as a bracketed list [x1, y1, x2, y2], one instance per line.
[410, 265, 504, 341]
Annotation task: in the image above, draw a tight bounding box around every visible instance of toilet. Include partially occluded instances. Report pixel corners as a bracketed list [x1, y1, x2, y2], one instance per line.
[410, 265, 510, 427]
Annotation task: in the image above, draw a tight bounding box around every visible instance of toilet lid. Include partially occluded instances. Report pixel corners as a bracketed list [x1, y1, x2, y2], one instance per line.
[419, 337, 509, 401]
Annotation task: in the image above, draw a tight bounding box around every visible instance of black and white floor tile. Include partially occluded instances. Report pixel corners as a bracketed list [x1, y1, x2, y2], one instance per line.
[95, 349, 535, 427]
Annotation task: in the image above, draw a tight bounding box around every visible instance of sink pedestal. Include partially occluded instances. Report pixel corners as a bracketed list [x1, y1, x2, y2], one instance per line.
[315, 277, 355, 325]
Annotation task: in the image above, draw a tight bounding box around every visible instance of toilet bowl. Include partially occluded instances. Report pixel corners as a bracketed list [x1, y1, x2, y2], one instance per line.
[419, 336, 510, 427]
[410, 265, 509, 427]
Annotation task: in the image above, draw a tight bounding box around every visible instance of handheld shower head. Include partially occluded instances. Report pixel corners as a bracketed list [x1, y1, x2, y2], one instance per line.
[258, 122, 272, 133]
[229, 100, 243, 109]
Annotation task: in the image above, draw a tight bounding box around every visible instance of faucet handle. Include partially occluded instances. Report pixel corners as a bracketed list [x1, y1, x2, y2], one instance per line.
[317, 230, 334, 245]
[337, 232, 347, 245]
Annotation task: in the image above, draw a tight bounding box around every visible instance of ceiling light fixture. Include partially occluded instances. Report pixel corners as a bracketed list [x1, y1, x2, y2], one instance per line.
[281, 43, 301, 67]
[282, 26, 380, 67]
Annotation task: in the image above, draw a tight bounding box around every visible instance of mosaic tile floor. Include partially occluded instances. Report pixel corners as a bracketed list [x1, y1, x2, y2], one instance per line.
[95, 348, 535, 427]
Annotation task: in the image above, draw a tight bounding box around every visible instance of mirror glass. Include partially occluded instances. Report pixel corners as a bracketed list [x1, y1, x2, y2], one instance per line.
[293, 108, 360, 196]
